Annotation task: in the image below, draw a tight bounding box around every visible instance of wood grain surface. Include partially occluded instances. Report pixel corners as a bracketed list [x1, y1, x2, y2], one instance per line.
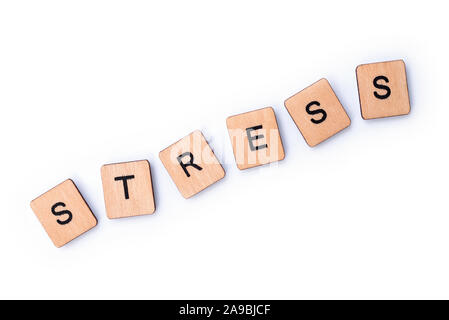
[159, 130, 225, 199]
[101, 160, 155, 219]
[30, 179, 97, 248]
[356, 60, 410, 119]
[226, 107, 285, 170]
[284, 79, 351, 147]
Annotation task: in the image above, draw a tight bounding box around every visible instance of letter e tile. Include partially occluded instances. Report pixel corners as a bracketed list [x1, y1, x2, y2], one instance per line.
[226, 107, 285, 170]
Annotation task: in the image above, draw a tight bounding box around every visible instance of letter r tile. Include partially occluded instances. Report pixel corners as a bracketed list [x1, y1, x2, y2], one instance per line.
[159, 130, 225, 199]
[284, 79, 351, 147]
[226, 107, 285, 170]
[30, 179, 97, 248]
[101, 160, 156, 219]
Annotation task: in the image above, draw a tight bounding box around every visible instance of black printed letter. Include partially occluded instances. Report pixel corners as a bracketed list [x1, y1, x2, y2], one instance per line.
[306, 101, 327, 124]
[114, 175, 135, 199]
[373, 75, 391, 99]
[177, 152, 202, 177]
[51, 202, 73, 225]
[246, 125, 268, 151]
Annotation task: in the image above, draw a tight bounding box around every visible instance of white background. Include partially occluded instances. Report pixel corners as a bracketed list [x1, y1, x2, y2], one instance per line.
[0, 0, 447, 299]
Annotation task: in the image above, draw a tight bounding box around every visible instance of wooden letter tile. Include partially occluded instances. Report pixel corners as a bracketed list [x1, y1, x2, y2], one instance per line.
[284, 79, 351, 147]
[226, 107, 285, 170]
[30, 179, 97, 248]
[356, 59, 410, 119]
[101, 160, 155, 219]
[159, 130, 225, 199]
